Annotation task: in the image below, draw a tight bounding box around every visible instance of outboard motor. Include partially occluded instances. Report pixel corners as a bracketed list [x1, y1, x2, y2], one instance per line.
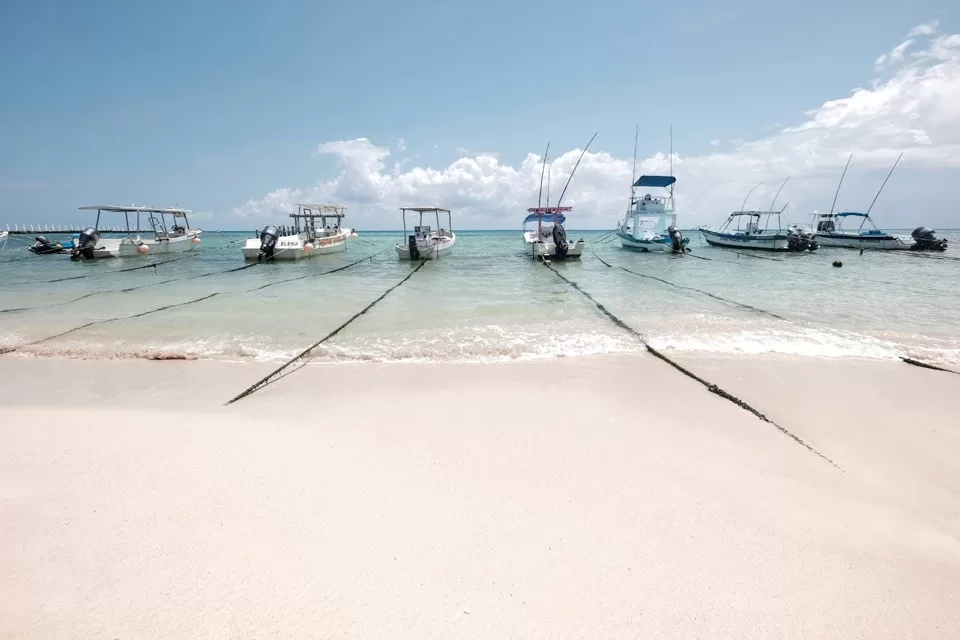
[70, 227, 100, 260]
[552, 223, 569, 259]
[667, 225, 685, 253]
[910, 226, 948, 251]
[29, 235, 63, 255]
[257, 225, 279, 261]
[407, 235, 420, 260]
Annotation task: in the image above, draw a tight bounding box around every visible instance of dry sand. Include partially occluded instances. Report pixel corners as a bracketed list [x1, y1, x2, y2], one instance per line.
[1, 354, 959, 639]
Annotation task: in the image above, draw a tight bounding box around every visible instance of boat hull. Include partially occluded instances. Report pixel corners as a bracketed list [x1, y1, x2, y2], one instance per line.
[525, 238, 585, 259]
[616, 230, 689, 252]
[699, 228, 790, 251]
[815, 233, 912, 250]
[89, 233, 201, 259]
[395, 233, 456, 260]
[242, 229, 352, 260]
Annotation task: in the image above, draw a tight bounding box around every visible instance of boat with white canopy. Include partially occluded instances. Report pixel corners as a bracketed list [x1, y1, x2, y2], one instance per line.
[395, 207, 455, 260]
[71, 205, 202, 260]
[244, 203, 355, 261]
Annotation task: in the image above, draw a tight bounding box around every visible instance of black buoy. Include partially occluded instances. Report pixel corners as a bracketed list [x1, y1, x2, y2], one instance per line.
[832, 260, 842, 268]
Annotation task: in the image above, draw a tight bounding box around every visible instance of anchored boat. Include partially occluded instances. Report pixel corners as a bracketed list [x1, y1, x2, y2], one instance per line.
[245, 203, 354, 261]
[71, 205, 202, 260]
[522, 207, 584, 259]
[616, 175, 687, 252]
[811, 212, 947, 251]
[395, 207, 455, 260]
[700, 210, 817, 252]
[812, 153, 946, 251]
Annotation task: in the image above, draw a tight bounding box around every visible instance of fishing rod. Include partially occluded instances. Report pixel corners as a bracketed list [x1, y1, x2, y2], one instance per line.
[830, 153, 853, 216]
[555, 132, 598, 208]
[865, 152, 903, 216]
[537, 142, 550, 208]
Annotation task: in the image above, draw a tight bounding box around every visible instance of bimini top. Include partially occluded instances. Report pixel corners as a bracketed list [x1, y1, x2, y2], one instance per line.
[632, 175, 676, 188]
[524, 212, 567, 224]
[297, 203, 347, 211]
[401, 207, 451, 213]
[835, 211, 870, 217]
[79, 205, 191, 214]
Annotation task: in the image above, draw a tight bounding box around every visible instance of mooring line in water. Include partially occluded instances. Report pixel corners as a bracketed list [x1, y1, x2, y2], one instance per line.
[584, 244, 785, 319]
[541, 261, 842, 471]
[225, 259, 427, 405]
[0, 293, 221, 356]
[3, 252, 201, 287]
[239, 249, 387, 294]
[901, 357, 960, 376]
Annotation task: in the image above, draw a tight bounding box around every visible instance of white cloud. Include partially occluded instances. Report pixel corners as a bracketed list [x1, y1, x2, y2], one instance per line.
[709, 139, 721, 147]
[396, 138, 407, 152]
[233, 21, 960, 229]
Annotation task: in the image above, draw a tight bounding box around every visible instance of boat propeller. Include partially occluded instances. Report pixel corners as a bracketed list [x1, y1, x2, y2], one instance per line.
[70, 227, 100, 260]
[257, 225, 279, 261]
[552, 223, 569, 259]
[910, 227, 948, 252]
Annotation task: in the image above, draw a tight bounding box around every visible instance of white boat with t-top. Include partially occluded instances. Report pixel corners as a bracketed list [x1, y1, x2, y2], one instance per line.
[522, 208, 584, 259]
[395, 207, 455, 260]
[71, 205, 202, 260]
[616, 175, 688, 252]
[244, 203, 354, 261]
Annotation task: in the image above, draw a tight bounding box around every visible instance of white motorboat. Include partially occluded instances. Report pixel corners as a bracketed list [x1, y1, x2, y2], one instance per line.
[700, 210, 817, 252]
[244, 203, 354, 261]
[71, 205, 202, 260]
[395, 207, 455, 260]
[522, 207, 584, 259]
[616, 175, 688, 252]
[810, 153, 947, 251]
[811, 212, 947, 251]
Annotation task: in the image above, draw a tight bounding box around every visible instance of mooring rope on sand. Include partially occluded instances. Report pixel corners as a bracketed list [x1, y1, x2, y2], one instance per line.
[225, 259, 427, 405]
[542, 260, 842, 471]
[901, 357, 960, 376]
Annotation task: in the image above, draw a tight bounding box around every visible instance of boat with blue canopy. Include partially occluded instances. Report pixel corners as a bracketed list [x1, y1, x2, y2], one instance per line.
[522, 207, 584, 259]
[811, 212, 947, 251]
[616, 175, 688, 252]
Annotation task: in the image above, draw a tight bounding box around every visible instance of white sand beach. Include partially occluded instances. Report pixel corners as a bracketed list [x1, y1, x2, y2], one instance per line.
[2, 354, 959, 639]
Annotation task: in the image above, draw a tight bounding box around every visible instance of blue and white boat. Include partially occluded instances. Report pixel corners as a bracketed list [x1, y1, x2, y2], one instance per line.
[616, 175, 688, 252]
[811, 212, 947, 251]
[699, 210, 818, 252]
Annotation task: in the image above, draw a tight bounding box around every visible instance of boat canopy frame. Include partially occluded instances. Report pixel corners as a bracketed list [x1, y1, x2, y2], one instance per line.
[78, 205, 194, 240]
[291, 203, 348, 234]
[717, 210, 784, 235]
[400, 207, 453, 240]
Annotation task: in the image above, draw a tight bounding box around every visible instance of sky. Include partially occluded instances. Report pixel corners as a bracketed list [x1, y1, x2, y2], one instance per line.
[1, 0, 958, 231]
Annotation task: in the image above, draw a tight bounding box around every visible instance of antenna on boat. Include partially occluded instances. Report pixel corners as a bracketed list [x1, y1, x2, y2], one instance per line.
[768, 176, 789, 211]
[538, 142, 550, 209]
[830, 153, 853, 216]
[669, 124, 674, 199]
[865, 152, 903, 216]
[739, 181, 763, 214]
[630, 124, 638, 204]
[547, 165, 551, 207]
[556, 132, 598, 208]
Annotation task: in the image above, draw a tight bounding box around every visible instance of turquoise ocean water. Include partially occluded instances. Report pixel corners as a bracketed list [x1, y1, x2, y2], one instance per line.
[1, 229, 959, 367]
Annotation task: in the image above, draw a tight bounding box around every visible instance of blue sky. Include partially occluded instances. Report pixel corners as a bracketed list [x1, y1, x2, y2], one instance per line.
[1, 0, 957, 230]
